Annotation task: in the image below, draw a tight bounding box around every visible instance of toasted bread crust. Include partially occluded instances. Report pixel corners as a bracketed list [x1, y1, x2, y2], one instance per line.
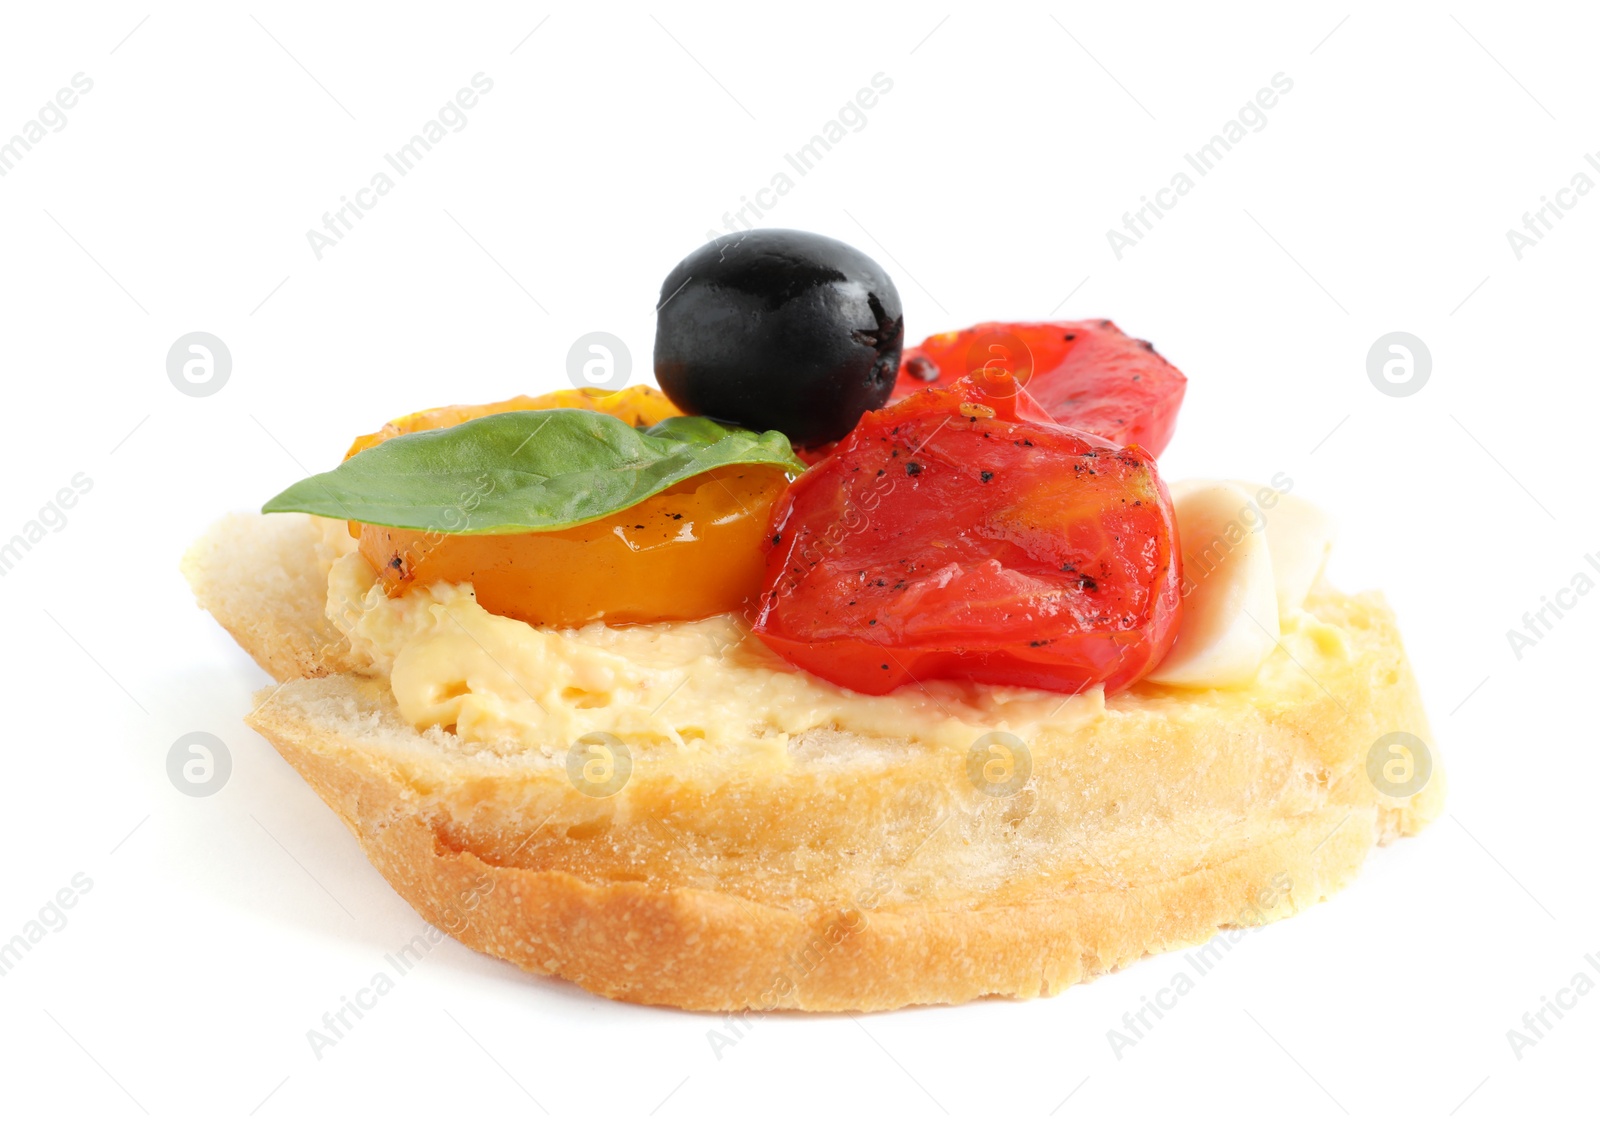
[190, 513, 1444, 1011]
[182, 514, 355, 682]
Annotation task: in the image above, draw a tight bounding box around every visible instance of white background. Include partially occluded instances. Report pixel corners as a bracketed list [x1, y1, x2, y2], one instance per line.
[1, 1, 1594, 1126]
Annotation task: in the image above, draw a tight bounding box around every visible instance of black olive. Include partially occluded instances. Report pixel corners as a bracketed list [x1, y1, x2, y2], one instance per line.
[654, 229, 904, 446]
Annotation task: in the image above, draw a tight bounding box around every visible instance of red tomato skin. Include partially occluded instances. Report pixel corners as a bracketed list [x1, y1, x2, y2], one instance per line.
[755, 377, 1182, 697]
[893, 320, 1187, 456]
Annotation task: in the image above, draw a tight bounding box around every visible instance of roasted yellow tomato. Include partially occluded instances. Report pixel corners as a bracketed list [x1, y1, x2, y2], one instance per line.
[359, 465, 789, 626]
[346, 386, 788, 627]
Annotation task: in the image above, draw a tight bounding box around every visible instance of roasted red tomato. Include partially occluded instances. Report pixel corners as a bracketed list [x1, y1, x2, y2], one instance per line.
[893, 320, 1187, 456]
[754, 374, 1182, 696]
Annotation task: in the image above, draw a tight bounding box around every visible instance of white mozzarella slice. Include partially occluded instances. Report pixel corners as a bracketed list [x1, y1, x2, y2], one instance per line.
[1147, 482, 1279, 688]
[1227, 482, 1335, 616]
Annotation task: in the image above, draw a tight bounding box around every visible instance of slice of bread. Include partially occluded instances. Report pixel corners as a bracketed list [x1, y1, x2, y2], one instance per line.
[184, 512, 1444, 1012]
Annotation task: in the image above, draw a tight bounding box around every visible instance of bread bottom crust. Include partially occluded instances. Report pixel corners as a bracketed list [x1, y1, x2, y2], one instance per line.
[256, 688, 1400, 1011]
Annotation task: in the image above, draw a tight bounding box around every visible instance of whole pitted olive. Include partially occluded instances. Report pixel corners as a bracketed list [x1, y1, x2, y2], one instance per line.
[654, 229, 905, 447]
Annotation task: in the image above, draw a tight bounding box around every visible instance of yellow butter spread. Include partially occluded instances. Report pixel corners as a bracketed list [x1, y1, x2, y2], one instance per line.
[327, 552, 1104, 752]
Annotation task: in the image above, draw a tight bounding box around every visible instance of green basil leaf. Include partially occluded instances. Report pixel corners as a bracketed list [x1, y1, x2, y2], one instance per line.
[261, 409, 803, 534]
